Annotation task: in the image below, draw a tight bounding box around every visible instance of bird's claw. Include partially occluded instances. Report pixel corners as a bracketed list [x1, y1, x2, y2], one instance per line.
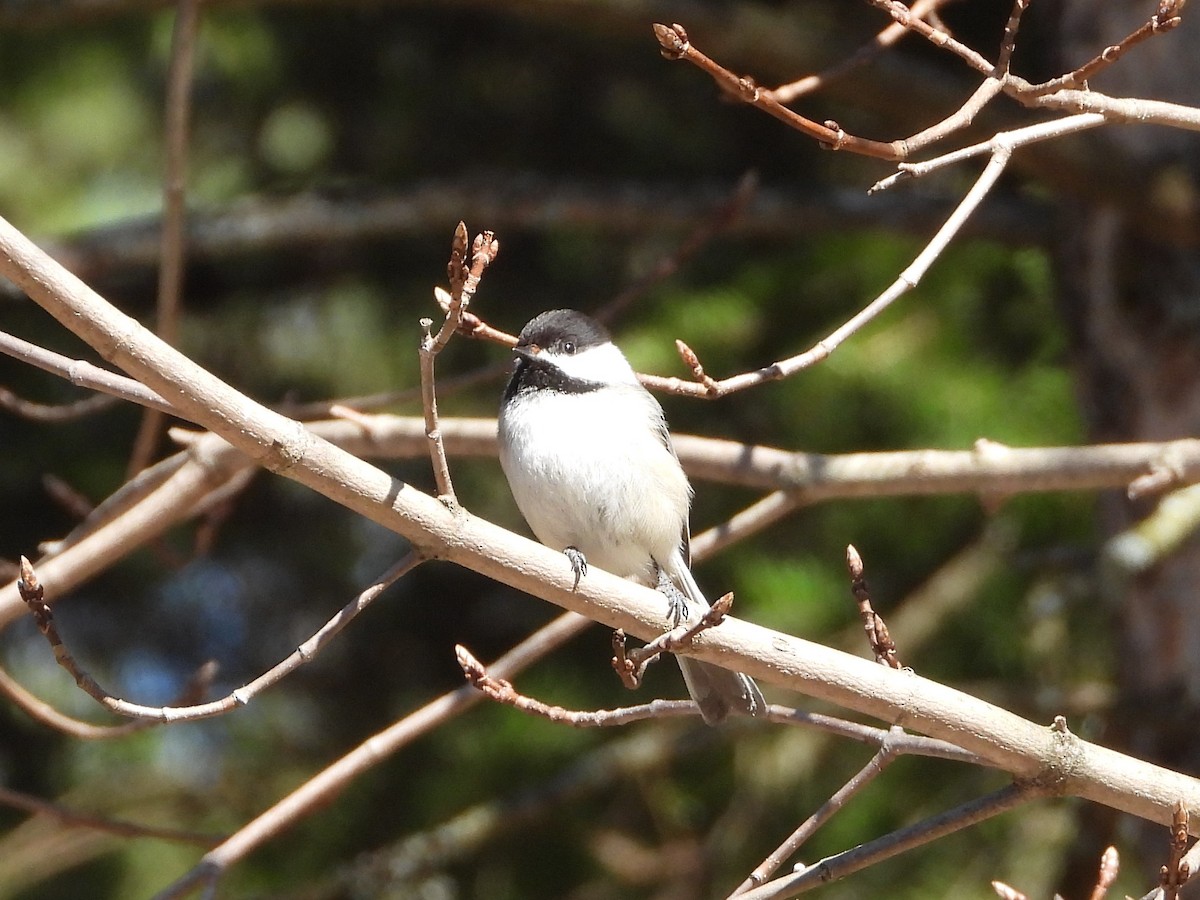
[564, 546, 587, 590]
[668, 593, 689, 627]
[654, 566, 689, 625]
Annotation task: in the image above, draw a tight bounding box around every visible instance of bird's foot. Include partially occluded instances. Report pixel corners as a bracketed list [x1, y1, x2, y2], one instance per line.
[655, 566, 689, 626]
[564, 546, 587, 590]
[668, 592, 689, 627]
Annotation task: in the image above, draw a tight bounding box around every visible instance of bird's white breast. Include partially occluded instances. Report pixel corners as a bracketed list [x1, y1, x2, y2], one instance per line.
[498, 383, 691, 583]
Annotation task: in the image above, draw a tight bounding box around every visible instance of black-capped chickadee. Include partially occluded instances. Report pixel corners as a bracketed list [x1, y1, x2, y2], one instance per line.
[498, 309, 764, 725]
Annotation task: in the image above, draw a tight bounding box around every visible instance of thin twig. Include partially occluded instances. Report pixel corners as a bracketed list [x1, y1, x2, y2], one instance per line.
[459, 643, 702, 725]
[846, 545, 902, 669]
[994, 0, 1030, 75]
[737, 782, 1042, 899]
[764, 706, 982, 765]
[865, 0, 1006, 78]
[151, 610, 594, 900]
[0, 386, 117, 422]
[127, 0, 200, 476]
[611, 591, 735, 688]
[1021, 1, 1187, 97]
[593, 171, 759, 324]
[653, 22, 902, 161]
[690, 489, 805, 562]
[641, 138, 1019, 399]
[0, 660, 212, 740]
[0, 329, 174, 414]
[1162, 801, 1191, 900]
[460, 642, 983, 765]
[766, 0, 954, 103]
[1090, 845, 1120, 900]
[732, 732, 902, 896]
[0, 785, 221, 846]
[419, 223, 499, 502]
[17, 552, 419, 722]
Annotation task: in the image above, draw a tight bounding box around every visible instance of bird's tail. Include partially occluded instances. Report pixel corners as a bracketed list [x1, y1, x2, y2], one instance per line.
[662, 560, 765, 726]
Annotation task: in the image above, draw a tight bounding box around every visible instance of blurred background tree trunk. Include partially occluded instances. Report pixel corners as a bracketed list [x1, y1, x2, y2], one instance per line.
[1047, 1, 1200, 890]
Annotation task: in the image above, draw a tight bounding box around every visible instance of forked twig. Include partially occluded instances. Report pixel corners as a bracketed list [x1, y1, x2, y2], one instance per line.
[738, 782, 1043, 899]
[652, 23, 901, 161]
[1022, 0, 1188, 96]
[461, 644, 984, 772]
[419, 222, 499, 502]
[731, 731, 903, 895]
[640, 135, 1022, 399]
[611, 591, 735, 688]
[458, 644, 701, 726]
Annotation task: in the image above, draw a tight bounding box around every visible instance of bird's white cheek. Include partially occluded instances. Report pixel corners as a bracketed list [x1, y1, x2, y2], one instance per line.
[547, 343, 640, 386]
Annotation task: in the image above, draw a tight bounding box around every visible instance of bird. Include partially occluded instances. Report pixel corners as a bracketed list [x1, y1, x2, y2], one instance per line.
[497, 308, 764, 725]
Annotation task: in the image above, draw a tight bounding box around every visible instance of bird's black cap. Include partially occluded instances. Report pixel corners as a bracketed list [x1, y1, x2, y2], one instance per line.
[515, 309, 611, 355]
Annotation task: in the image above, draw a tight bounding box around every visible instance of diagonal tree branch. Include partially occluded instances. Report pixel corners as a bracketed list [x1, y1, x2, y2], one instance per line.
[2, 212, 1200, 847]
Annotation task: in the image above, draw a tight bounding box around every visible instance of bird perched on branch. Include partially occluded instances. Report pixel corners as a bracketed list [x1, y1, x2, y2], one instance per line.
[498, 308, 764, 724]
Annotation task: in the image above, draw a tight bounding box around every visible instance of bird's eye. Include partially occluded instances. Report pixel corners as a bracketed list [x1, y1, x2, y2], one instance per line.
[563, 341, 576, 355]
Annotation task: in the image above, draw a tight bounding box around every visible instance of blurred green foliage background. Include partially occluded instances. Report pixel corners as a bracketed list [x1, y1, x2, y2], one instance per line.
[0, 1, 1153, 898]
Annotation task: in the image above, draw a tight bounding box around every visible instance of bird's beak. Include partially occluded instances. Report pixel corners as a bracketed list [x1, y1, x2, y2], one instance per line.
[513, 343, 540, 361]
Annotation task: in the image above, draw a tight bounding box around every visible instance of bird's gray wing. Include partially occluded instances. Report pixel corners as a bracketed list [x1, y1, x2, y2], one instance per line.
[646, 392, 692, 566]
